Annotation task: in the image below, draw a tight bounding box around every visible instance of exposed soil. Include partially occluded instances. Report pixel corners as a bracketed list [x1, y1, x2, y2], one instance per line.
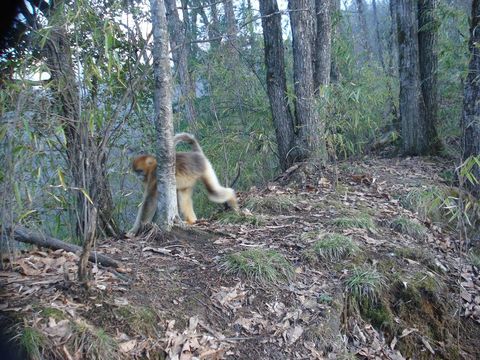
[1, 157, 479, 359]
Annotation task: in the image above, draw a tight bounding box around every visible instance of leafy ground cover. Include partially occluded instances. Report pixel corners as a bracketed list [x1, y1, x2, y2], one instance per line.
[1, 157, 479, 359]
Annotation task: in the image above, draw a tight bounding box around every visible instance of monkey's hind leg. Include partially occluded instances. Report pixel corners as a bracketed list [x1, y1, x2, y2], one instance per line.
[178, 188, 197, 224]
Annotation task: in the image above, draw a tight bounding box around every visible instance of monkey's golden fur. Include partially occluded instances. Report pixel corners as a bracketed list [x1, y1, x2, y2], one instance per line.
[127, 133, 238, 236]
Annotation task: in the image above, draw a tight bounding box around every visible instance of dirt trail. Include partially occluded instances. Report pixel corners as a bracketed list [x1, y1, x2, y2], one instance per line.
[1, 157, 479, 359]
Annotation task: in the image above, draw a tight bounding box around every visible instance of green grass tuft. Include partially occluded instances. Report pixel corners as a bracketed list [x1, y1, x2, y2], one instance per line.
[345, 266, 385, 306]
[20, 327, 45, 359]
[390, 216, 427, 239]
[115, 305, 158, 336]
[308, 233, 359, 261]
[244, 194, 297, 213]
[221, 249, 294, 284]
[40, 307, 65, 320]
[469, 251, 480, 268]
[331, 215, 375, 230]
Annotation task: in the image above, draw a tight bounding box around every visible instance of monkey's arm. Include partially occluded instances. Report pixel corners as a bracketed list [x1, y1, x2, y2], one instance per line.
[126, 201, 146, 238]
[126, 194, 158, 238]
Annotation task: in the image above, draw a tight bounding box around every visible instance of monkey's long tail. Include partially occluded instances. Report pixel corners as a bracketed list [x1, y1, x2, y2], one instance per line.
[202, 161, 237, 206]
[174, 133, 203, 153]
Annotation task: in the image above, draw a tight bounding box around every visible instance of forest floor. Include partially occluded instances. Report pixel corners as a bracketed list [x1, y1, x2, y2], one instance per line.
[1, 156, 480, 359]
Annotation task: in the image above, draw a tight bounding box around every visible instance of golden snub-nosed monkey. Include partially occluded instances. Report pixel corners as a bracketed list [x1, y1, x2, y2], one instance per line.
[127, 133, 239, 237]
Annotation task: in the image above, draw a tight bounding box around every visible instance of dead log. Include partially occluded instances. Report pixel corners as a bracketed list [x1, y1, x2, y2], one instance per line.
[6, 227, 119, 268]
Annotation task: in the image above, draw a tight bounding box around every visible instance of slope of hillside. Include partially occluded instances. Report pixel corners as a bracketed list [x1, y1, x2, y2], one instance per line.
[1, 157, 479, 359]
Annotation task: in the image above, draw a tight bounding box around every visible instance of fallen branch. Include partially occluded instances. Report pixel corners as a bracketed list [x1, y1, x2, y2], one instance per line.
[5, 226, 119, 269]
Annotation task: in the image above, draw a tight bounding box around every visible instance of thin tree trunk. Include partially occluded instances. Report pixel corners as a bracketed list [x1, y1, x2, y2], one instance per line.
[78, 207, 97, 283]
[259, 0, 296, 170]
[355, 0, 372, 61]
[196, 0, 220, 47]
[209, 0, 221, 46]
[461, 0, 480, 198]
[289, 0, 326, 162]
[165, 0, 197, 130]
[246, 0, 256, 51]
[314, 0, 332, 89]
[44, 17, 117, 237]
[150, 0, 178, 229]
[330, 0, 340, 82]
[396, 0, 428, 155]
[418, 0, 441, 153]
[372, 0, 386, 70]
[224, 0, 237, 46]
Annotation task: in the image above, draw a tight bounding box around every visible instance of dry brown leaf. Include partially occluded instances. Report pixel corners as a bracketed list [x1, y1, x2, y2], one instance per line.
[283, 325, 303, 345]
[399, 328, 417, 338]
[119, 339, 137, 353]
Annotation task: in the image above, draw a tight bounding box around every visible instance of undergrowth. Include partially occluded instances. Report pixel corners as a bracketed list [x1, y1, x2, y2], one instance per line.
[305, 233, 359, 262]
[244, 194, 297, 213]
[221, 249, 294, 284]
[390, 216, 427, 240]
[214, 210, 266, 225]
[331, 215, 375, 231]
[344, 266, 385, 306]
[19, 326, 46, 360]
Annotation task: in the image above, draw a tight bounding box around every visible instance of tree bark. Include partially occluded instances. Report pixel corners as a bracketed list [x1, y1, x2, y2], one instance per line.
[150, 0, 178, 229]
[9, 226, 119, 268]
[289, 0, 326, 161]
[389, 0, 398, 71]
[355, 0, 372, 61]
[165, 0, 197, 129]
[417, 0, 441, 153]
[396, 0, 428, 155]
[372, 0, 386, 70]
[44, 13, 117, 238]
[314, 0, 332, 89]
[196, 0, 220, 48]
[461, 0, 480, 198]
[330, 0, 340, 82]
[259, 0, 296, 170]
[224, 0, 237, 46]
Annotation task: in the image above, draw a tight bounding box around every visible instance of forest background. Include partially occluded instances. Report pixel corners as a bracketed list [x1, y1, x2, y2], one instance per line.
[0, 0, 477, 247]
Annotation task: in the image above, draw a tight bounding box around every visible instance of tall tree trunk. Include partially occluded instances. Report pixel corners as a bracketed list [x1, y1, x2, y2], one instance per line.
[165, 0, 197, 130]
[210, 0, 221, 46]
[389, 0, 398, 74]
[224, 0, 237, 46]
[417, 0, 441, 153]
[196, 0, 220, 48]
[259, 0, 296, 170]
[396, 0, 428, 155]
[246, 0, 256, 51]
[372, 0, 386, 70]
[355, 0, 372, 61]
[289, 0, 326, 161]
[150, 0, 178, 229]
[44, 15, 116, 237]
[330, 0, 341, 82]
[314, 0, 332, 89]
[461, 0, 480, 198]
